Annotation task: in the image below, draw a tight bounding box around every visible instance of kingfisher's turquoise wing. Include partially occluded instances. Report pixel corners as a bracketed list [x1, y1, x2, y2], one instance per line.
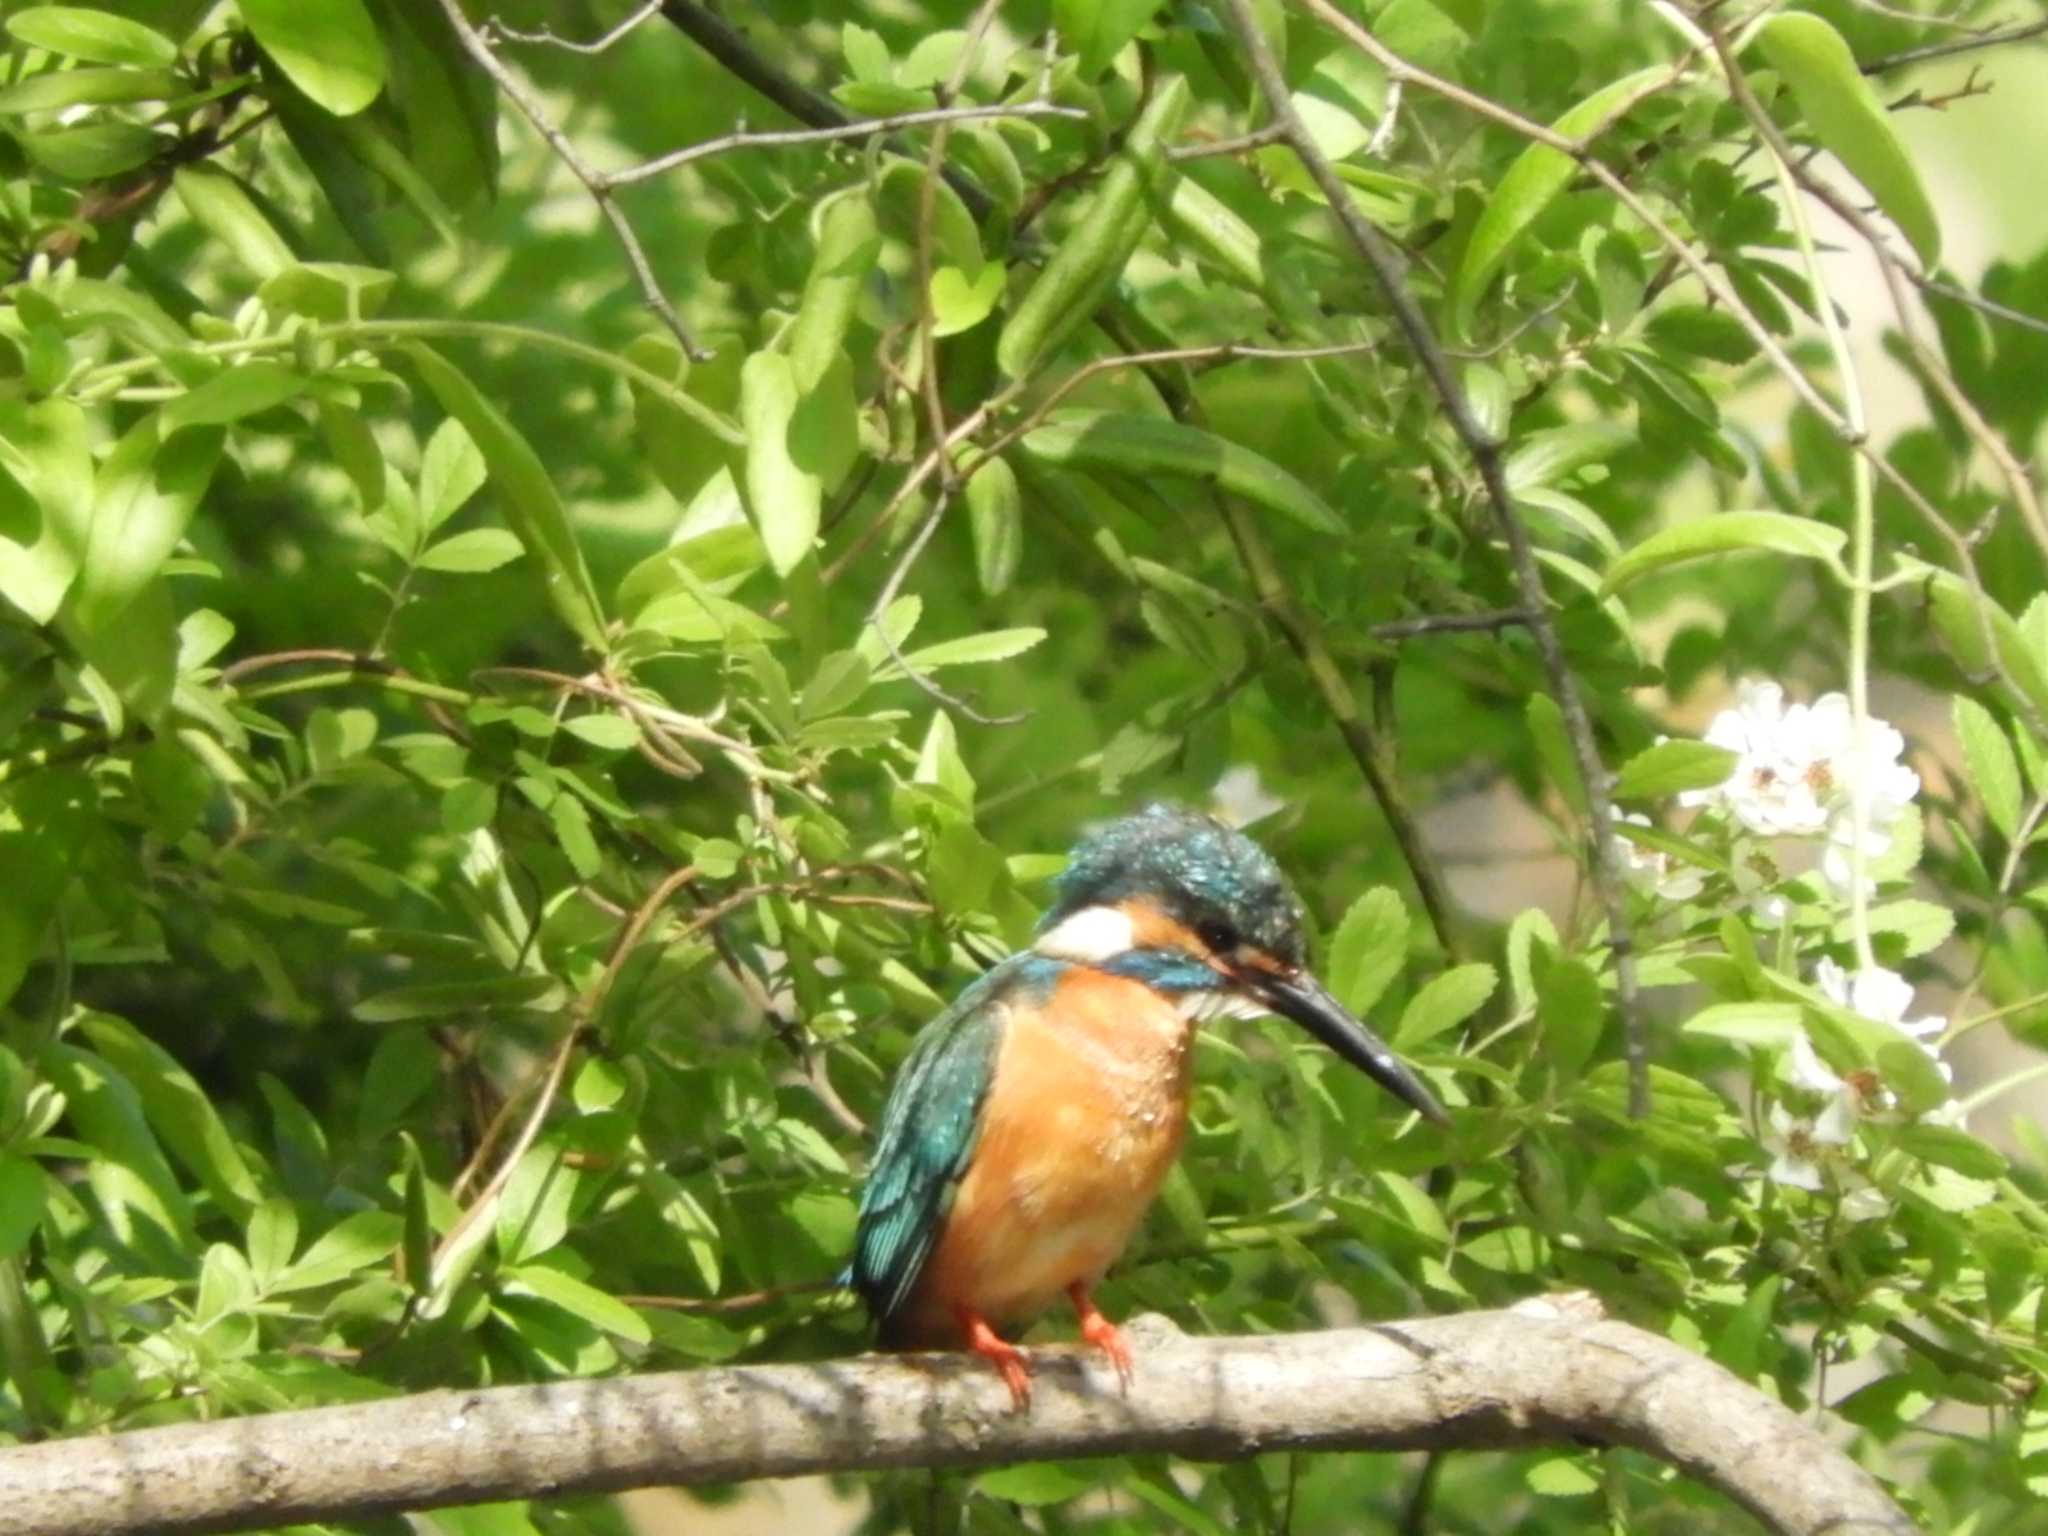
[849, 957, 1045, 1330]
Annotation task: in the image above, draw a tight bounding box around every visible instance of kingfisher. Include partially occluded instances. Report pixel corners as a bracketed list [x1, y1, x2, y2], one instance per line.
[847, 803, 1448, 1408]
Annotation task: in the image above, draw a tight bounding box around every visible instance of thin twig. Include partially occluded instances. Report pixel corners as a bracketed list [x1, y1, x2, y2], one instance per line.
[603, 101, 1084, 189]
[1369, 609, 1537, 642]
[1231, 0, 1643, 1106]
[657, 0, 995, 221]
[1860, 17, 2048, 74]
[482, 0, 663, 54]
[433, 0, 709, 359]
[1167, 125, 1288, 161]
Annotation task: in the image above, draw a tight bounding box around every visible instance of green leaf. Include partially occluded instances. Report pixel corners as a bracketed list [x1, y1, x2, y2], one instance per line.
[1835, 899, 1955, 959]
[417, 527, 525, 573]
[276, 1210, 402, 1291]
[241, 0, 386, 116]
[1756, 13, 1941, 267]
[163, 362, 306, 432]
[1327, 887, 1408, 1018]
[259, 261, 396, 322]
[1055, 0, 1159, 76]
[929, 262, 1004, 338]
[502, 1264, 651, 1345]
[1503, 422, 1634, 492]
[965, 456, 1022, 596]
[404, 343, 608, 649]
[1395, 963, 1496, 1048]
[1455, 67, 1665, 334]
[1952, 696, 2022, 842]
[245, 1196, 299, 1286]
[7, 7, 179, 66]
[174, 167, 296, 282]
[1526, 1456, 1601, 1498]
[1021, 410, 1345, 535]
[896, 627, 1046, 672]
[738, 351, 821, 578]
[1537, 957, 1603, 1082]
[0, 1157, 45, 1259]
[1711, 1271, 1783, 1380]
[78, 1012, 263, 1220]
[1612, 740, 1738, 800]
[1603, 511, 1847, 593]
[975, 1462, 1105, 1506]
[0, 397, 93, 625]
[352, 974, 565, 1023]
[19, 121, 164, 180]
[1877, 1041, 1951, 1118]
[1897, 1123, 2006, 1180]
[0, 66, 183, 116]
[561, 714, 640, 751]
[418, 418, 486, 530]
[71, 416, 223, 635]
[39, 1042, 193, 1247]
[1680, 1001, 1803, 1047]
[1525, 693, 1584, 815]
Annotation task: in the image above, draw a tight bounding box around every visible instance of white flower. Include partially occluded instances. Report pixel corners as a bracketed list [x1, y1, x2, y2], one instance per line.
[1763, 1099, 1852, 1190]
[1784, 1030, 1895, 1126]
[1682, 681, 1920, 870]
[1612, 810, 1706, 902]
[1813, 959, 1943, 1044]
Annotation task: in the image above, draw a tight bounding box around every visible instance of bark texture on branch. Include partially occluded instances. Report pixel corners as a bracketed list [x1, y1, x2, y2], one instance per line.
[0, 1299, 1912, 1536]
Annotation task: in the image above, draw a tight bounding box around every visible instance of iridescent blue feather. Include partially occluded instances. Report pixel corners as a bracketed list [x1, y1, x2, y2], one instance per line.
[847, 954, 1061, 1333]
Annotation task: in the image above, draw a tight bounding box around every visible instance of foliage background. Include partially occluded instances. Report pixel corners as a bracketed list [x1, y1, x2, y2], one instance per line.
[3, 0, 2048, 1531]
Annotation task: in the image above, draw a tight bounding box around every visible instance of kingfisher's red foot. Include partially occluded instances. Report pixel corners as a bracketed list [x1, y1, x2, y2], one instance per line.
[957, 1307, 1032, 1410]
[1068, 1282, 1134, 1392]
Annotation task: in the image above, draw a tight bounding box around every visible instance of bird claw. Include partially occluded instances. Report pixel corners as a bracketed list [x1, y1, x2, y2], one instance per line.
[1069, 1283, 1134, 1394]
[959, 1308, 1033, 1411]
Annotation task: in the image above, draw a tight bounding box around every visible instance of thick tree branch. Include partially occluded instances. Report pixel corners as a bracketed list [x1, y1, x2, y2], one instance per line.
[0, 1303, 1912, 1536]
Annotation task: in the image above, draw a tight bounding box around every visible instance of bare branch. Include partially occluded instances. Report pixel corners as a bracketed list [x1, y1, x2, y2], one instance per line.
[1370, 608, 1537, 642]
[0, 1304, 1915, 1536]
[602, 101, 1085, 189]
[1860, 17, 2048, 74]
[482, 0, 663, 55]
[1235, 0, 1647, 1109]
[431, 0, 709, 359]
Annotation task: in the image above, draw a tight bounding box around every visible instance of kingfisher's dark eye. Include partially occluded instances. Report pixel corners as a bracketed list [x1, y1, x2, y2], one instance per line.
[1197, 918, 1238, 956]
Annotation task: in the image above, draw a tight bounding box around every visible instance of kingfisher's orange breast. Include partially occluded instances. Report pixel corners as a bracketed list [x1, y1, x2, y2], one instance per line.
[893, 967, 1195, 1347]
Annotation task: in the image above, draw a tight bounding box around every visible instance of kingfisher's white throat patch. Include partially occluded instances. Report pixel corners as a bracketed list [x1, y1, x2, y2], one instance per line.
[1033, 904, 1135, 964]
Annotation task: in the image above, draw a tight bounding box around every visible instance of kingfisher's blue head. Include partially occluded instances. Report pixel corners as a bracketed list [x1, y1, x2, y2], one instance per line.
[1034, 805, 1447, 1124]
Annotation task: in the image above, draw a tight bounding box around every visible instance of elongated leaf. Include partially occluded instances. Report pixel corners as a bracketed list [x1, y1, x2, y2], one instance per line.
[353, 974, 565, 1023]
[503, 1265, 651, 1344]
[1953, 696, 2021, 842]
[1680, 1001, 1803, 1047]
[174, 167, 296, 282]
[1395, 964, 1496, 1048]
[405, 343, 608, 649]
[1613, 740, 1738, 800]
[1456, 68, 1665, 334]
[966, 455, 1022, 595]
[417, 528, 524, 573]
[0, 1157, 45, 1259]
[1328, 887, 1408, 1018]
[79, 1013, 263, 1220]
[1603, 511, 1847, 593]
[0, 397, 93, 625]
[1757, 14, 1940, 267]
[240, 0, 385, 116]
[738, 351, 820, 577]
[896, 627, 1046, 672]
[7, 8, 178, 67]
[1055, 0, 1159, 76]
[71, 416, 222, 635]
[163, 362, 306, 432]
[1022, 410, 1344, 534]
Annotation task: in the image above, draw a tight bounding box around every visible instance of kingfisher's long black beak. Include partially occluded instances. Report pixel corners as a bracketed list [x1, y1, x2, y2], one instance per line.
[1252, 969, 1450, 1126]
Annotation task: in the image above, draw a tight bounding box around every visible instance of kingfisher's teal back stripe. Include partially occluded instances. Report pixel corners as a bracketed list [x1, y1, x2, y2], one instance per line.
[849, 954, 1060, 1330]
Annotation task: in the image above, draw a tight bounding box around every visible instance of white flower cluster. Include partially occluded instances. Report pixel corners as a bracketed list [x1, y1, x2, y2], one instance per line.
[1761, 958, 1959, 1214]
[1679, 680, 1919, 896]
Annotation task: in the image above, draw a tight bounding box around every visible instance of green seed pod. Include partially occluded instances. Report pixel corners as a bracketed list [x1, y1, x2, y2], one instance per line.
[995, 75, 1191, 379]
